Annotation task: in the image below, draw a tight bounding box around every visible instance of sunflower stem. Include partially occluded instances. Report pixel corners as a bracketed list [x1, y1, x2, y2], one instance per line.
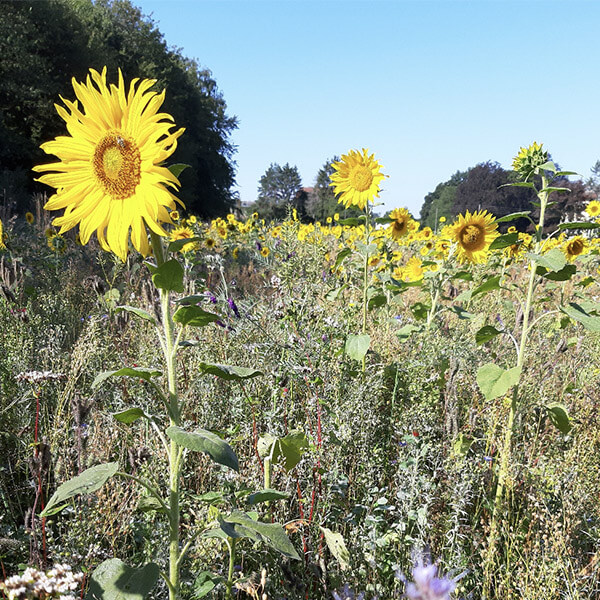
[361, 204, 371, 373]
[483, 174, 549, 596]
[150, 232, 182, 600]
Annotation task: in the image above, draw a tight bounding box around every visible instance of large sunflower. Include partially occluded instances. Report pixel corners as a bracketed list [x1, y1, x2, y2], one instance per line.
[34, 67, 185, 261]
[449, 210, 498, 264]
[329, 149, 386, 211]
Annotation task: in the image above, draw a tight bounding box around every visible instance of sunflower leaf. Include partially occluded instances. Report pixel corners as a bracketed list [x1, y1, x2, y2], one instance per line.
[320, 526, 350, 571]
[116, 305, 156, 325]
[173, 306, 220, 328]
[489, 233, 519, 250]
[475, 325, 502, 345]
[558, 221, 600, 230]
[560, 303, 600, 332]
[545, 403, 573, 434]
[495, 211, 532, 223]
[167, 163, 191, 178]
[168, 236, 202, 253]
[476, 363, 521, 400]
[471, 275, 502, 298]
[85, 558, 160, 600]
[526, 248, 566, 272]
[345, 334, 371, 361]
[152, 259, 184, 293]
[166, 426, 239, 471]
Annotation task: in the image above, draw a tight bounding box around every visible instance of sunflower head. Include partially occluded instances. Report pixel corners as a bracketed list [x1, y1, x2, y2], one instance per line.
[330, 149, 386, 211]
[449, 210, 498, 264]
[170, 225, 197, 253]
[47, 232, 67, 254]
[401, 256, 424, 282]
[260, 246, 270, 257]
[25, 212, 35, 225]
[0, 219, 5, 250]
[388, 207, 413, 239]
[563, 235, 587, 261]
[512, 142, 549, 181]
[34, 67, 185, 261]
[585, 200, 600, 218]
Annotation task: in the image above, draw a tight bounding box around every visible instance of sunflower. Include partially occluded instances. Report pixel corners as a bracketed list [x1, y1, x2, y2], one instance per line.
[170, 225, 198, 253]
[563, 235, 587, 261]
[585, 200, 600, 218]
[449, 210, 498, 264]
[512, 141, 549, 181]
[0, 219, 5, 250]
[400, 256, 424, 282]
[330, 149, 386, 211]
[204, 237, 216, 249]
[388, 207, 412, 239]
[260, 246, 270, 258]
[34, 67, 185, 261]
[25, 212, 35, 224]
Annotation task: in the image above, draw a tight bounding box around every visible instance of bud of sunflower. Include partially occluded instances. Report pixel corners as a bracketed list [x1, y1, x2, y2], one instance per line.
[512, 141, 549, 181]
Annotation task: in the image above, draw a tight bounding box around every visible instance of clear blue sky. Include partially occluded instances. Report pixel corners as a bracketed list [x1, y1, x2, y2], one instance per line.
[135, 0, 599, 216]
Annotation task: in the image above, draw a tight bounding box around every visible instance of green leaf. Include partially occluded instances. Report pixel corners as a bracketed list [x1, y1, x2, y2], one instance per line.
[198, 362, 262, 381]
[92, 367, 161, 390]
[247, 489, 290, 505]
[115, 306, 156, 326]
[540, 264, 576, 281]
[345, 334, 371, 362]
[168, 236, 202, 253]
[167, 163, 190, 178]
[475, 325, 502, 345]
[476, 363, 522, 400]
[555, 171, 578, 177]
[489, 233, 519, 250]
[495, 211, 532, 223]
[320, 526, 350, 571]
[505, 181, 535, 189]
[325, 285, 347, 301]
[447, 305, 475, 320]
[152, 258, 184, 293]
[274, 430, 308, 472]
[560, 303, 600, 332]
[538, 186, 570, 194]
[173, 306, 220, 327]
[113, 408, 147, 425]
[545, 403, 573, 434]
[338, 217, 365, 227]
[472, 275, 502, 298]
[537, 160, 556, 173]
[396, 323, 420, 342]
[176, 294, 207, 305]
[333, 248, 352, 270]
[42, 463, 118, 517]
[411, 302, 430, 321]
[85, 558, 159, 600]
[166, 426, 239, 472]
[368, 294, 387, 310]
[374, 216, 394, 224]
[193, 572, 223, 599]
[137, 496, 166, 514]
[221, 511, 300, 559]
[527, 248, 566, 272]
[452, 270, 473, 281]
[558, 221, 600, 231]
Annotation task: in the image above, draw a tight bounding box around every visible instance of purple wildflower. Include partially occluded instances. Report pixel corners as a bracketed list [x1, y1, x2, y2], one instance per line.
[206, 292, 217, 304]
[404, 562, 455, 600]
[255, 241, 262, 251]
[227, 297, 240, 318]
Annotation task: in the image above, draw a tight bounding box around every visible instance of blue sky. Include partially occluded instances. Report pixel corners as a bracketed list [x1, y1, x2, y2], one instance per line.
[135, 0, 600, 216]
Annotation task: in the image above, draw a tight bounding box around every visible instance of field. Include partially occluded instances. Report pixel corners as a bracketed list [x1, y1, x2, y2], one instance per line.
[1, 170, 600, 600]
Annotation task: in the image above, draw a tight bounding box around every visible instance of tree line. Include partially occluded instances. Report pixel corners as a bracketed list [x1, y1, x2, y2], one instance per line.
[0, 0, 237, 216]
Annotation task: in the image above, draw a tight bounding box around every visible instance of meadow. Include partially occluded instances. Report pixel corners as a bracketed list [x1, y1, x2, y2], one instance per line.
[1, 70, 599, 600]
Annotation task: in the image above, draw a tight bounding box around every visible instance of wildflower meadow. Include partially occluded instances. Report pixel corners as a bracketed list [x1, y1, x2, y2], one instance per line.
[1, 66, 600, 600]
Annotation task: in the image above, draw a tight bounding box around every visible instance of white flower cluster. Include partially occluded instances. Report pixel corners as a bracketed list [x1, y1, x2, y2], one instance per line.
[0, 564, 83, 600]
[15, 371, 66, 384]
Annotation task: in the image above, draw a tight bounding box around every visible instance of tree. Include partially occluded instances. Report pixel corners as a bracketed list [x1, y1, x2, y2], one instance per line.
[0, 0, 238, 216]
[420, 169, 469, 228]
[253, 163, 303, 221]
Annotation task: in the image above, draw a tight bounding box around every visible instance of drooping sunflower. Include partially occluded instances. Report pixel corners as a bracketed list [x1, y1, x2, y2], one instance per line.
[330, 149, 386, 211]
[563, 235, 587, 261]
[388, 207, 412, 240]
[170, 226, 198, 253]
[585, 200, 600, 218]
[33, 67, 185, 261]
[449, 210, 498, 264]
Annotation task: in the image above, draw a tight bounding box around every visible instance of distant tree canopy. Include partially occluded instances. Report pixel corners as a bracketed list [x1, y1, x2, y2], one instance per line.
[0, 0, 237, 216]
[419, 161, 590, 231]
[253, 163, 304, 221]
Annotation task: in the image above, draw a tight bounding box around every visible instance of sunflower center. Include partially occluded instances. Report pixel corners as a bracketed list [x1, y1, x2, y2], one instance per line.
[568, 239, 584, 255]
[93, 132, 141, 199]
[460, 224, 485, 251]
[349, 165, 373, 192]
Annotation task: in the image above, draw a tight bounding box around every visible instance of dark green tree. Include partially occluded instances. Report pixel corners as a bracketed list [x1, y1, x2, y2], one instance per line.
[419, 169, 469, 228]
[0, 0, 237, 216]
[253, 163, 303, 221]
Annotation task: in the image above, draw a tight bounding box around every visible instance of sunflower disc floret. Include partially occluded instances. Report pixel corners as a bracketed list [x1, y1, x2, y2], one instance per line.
[34, 67, 185, 261]
[449, 209, 498, 264]
[329, 148, 386, 211]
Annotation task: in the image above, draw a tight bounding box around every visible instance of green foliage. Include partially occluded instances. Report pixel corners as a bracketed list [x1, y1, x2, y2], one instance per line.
[85, 558, 160, 600]
[254, 163, 304, 221]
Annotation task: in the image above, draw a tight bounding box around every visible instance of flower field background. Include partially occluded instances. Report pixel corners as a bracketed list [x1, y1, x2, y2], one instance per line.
[1, 180, 600, 598]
